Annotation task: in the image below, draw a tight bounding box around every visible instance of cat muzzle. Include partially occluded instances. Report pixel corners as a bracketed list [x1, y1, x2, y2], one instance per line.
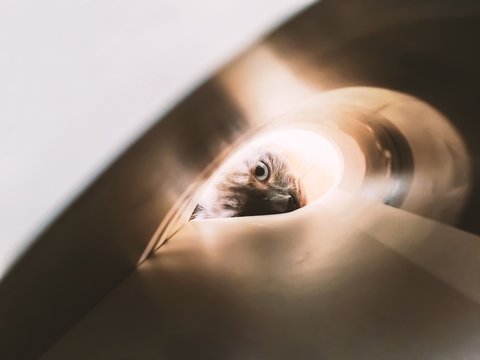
[267, 193, 300, 213]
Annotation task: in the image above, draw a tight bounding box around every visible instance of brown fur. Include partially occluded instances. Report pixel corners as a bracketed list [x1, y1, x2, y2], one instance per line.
[192, 149, 306, 219]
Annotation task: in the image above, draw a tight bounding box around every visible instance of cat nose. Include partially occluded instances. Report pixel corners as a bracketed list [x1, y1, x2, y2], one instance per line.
[269, 194, 297, 213]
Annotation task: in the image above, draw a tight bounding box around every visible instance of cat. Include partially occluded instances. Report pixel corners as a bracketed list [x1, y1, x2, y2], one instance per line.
[191, 148, 306, 219]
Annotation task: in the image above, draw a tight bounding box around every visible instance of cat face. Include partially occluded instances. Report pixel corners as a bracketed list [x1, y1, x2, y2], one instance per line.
[212, 149, 307, 217]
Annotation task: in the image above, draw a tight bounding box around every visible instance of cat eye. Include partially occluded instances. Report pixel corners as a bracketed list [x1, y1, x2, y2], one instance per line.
[254, 161, 269, 181]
